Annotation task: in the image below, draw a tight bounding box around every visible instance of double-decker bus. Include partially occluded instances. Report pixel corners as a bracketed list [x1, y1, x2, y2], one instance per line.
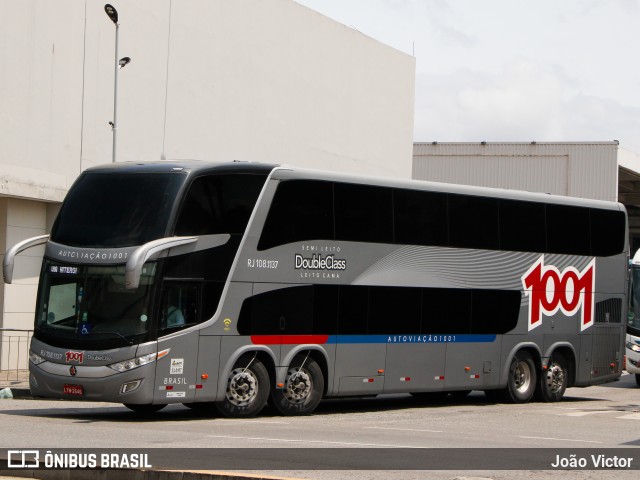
[3, 161, 628, 416]
[627, 250, 640, 386]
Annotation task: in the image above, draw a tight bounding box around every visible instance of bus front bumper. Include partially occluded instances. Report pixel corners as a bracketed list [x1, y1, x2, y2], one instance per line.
[29, 361, 157, 405]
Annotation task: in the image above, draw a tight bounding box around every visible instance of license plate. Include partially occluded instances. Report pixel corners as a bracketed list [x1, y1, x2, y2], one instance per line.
[63, 384, 84, 396]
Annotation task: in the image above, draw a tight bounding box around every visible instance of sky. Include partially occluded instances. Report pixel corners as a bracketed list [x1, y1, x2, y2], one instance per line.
[295, 0, 640, 152]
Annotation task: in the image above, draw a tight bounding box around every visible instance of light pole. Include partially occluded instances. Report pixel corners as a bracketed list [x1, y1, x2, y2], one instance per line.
[104, 4, 131, 163]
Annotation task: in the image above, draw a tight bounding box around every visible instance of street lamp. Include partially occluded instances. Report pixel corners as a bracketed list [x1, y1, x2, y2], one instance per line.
[104, 4, 131, 163]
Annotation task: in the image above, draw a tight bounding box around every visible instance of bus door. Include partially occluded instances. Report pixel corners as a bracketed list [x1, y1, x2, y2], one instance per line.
[334, 286, 386, 395]
[153, 282, 201, 404]
[380, 288, 446, 394]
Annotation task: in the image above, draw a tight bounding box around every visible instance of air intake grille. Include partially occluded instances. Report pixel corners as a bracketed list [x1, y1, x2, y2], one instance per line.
[595, 298, 622, 324]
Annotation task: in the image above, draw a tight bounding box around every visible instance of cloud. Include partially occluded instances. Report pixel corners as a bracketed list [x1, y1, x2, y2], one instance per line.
[414, 58, 640, 152]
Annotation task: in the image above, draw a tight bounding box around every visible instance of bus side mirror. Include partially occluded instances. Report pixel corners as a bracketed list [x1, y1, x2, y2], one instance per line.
[3, 234, 49, 284]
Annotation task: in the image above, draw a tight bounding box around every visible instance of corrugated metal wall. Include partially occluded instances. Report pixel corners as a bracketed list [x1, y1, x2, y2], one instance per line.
[413, 142, 619, 202]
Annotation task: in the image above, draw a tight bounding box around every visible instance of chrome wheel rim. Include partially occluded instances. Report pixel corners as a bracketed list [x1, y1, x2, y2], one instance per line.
[513, 360, 532, 393]
[226, 368, 258, 406]
[283, 368, 312, 404]
[546, 364, 565, 393]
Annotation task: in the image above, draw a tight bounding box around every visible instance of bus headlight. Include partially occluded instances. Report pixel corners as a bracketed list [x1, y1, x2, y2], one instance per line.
[29, 351, 46, 365]
[626, 342, 640, 353]
[108, 348, 170, 373]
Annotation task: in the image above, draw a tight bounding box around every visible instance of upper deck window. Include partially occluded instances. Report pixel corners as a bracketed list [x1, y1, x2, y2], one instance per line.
[257, 179, 625, 257]
[174, 174, 267, 236]
[52, 172, 184, 248]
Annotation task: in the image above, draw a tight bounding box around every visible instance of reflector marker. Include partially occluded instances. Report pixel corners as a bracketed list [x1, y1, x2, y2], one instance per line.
[400, 377, 411, 382]
[363, 378, 375, 383]
[469, 374, 480, 379]
[435, 376, 445, 381]
[157, 348, 171, 361]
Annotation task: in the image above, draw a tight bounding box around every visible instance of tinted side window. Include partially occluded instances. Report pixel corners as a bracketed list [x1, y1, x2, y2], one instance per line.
[422, 288, 472, 334]
[313, 286, 340, 335]
[369, 287, 421, 334]
[448, 195, 499, 250]
[175, 174, 266, 236]
[500, 200, 546, 252]
[394, 189, 448, 247]
[258, 181, 334, 250]
[335, 183, 393, 243]
[237, 286, 314, 335]
[590, 208, 625, 256]
[337, 286, 368, 334]
[546, 204, 590, 255]
[471, 289, 521, 334]
[237, 285, 520, 336]
[159, 282, 200, 333]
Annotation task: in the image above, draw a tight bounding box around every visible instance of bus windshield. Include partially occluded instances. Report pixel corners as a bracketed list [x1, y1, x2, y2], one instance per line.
[629, 267, 640, 335]
[35, 260, 157, 348]
[51, 172, 185, 248]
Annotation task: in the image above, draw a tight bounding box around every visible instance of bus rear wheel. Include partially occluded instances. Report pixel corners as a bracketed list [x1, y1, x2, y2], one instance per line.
[216, 356, 269, 418]
[535, 353, 568, 402]
[270, 355, 324, 416]
[504, 351, 537, 403]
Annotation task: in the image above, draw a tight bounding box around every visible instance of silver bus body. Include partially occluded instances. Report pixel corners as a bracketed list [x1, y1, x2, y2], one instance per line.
[5, 161, 628, 415]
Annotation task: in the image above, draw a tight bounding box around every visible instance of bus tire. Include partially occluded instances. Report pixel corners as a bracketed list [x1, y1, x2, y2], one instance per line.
[216, 356, 269, 418]
[504, 351, 537, 403]
[271, 355, 324, 416]
[636, 374, 640, 387]
[123, 403, 166, 413]
[535, 353, 568, 402]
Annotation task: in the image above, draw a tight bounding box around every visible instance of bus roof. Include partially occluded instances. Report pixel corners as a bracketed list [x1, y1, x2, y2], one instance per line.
[272, 165, 625, 212]
[83, 160, 278, 176]
[85, 160, 624, 212]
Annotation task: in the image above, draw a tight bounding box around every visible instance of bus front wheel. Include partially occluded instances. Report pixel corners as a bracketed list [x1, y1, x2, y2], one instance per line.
[217, 356, 269, 418]
[270, 355, 324, 416]
[504, 351, 537, 403]
[535, 353, 568, 402]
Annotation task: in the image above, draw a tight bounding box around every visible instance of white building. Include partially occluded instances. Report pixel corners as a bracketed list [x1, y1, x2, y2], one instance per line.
[0, 0, 415, 369]
[413, 141, 640, 251]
